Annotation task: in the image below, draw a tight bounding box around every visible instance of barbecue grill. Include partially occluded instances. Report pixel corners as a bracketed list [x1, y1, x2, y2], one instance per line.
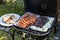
[13, 0, 58, 40]
[0, 0, 57, 40]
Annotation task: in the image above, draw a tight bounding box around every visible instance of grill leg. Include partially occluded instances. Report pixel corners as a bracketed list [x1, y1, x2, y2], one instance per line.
[47, 34, 50, 40]
[54, 26, 57, 34]
[12, 29, 15, 40]
[12, 34, 14, 40]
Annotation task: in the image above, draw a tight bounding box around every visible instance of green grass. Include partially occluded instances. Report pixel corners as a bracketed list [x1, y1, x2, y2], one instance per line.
[0, 1, 25, 40]
[0, 0, 24, 16]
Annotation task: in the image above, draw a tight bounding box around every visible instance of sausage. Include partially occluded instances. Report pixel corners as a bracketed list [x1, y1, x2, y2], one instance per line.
[30, 16, 36, 24]
[23, 19, 30, 25]
[24, 18, 31, 24]
[17, 13, 37, 29]
[17, 22, 23, 27]
[22, 13, 31, 19]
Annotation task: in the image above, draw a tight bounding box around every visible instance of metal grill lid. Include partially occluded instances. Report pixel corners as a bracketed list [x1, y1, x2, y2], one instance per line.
[24, 0, 57, 17]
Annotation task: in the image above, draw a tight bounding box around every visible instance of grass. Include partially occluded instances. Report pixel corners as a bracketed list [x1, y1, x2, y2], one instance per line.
[0, 0, 25, 40]
[0, 0, 24, 16]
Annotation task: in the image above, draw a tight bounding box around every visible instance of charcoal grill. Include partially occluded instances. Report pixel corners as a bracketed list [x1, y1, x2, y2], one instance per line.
[13, 0, 57, 40]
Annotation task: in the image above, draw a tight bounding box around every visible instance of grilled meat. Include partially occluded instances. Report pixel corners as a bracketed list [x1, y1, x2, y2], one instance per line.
[17, 13, 37, 29]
